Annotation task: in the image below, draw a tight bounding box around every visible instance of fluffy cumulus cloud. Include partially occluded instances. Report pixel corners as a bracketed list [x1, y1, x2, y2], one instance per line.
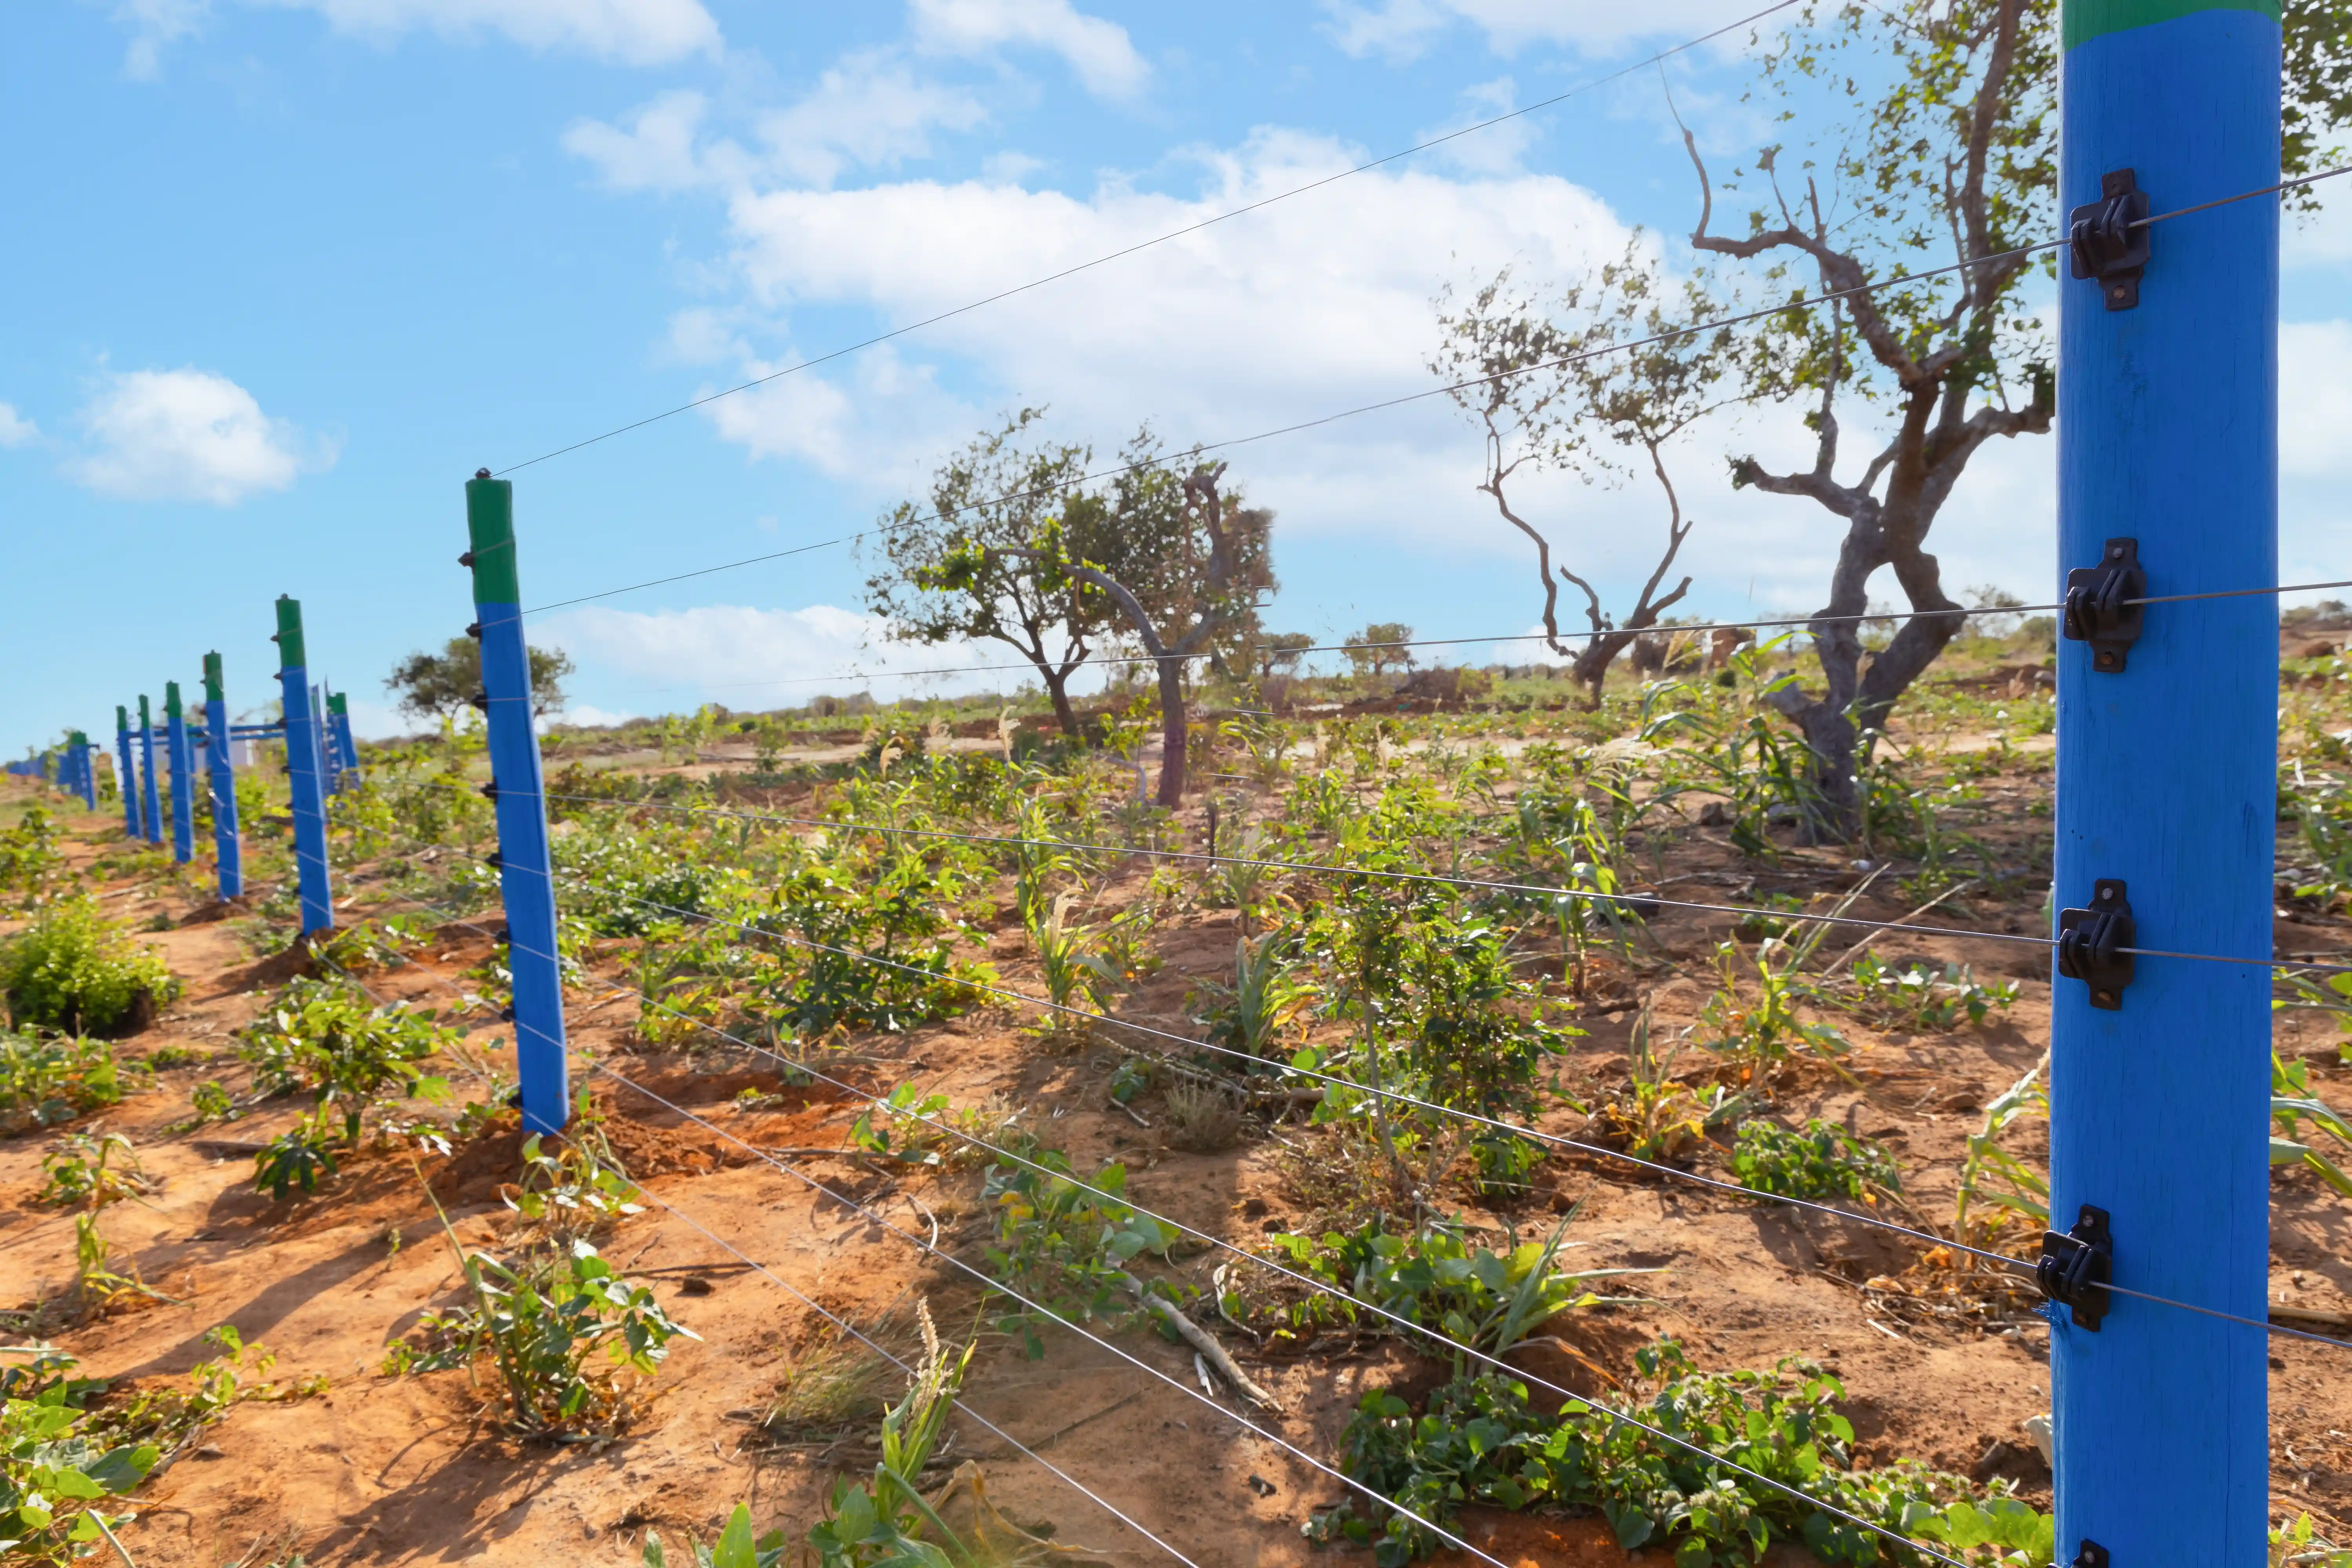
[684, 129, 1651, 552]
[1321, 0, 1768, 58]
[537, 602, 1002, 702]
[565, 55, 988, 194]
[117, 0, 717, 78]
[908, 0, 1147, 99]
[68, 367, 332, 505]
[0, 404, 37, 449]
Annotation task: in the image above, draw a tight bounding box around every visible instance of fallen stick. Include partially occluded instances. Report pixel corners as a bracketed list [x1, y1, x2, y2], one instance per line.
[1130, 1285, 1283, 1413]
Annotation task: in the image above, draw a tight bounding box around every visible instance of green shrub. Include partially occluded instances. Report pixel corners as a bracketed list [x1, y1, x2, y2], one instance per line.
[383, 1238, 695, 1438]
[0, 1031, 134, 1133]
[1314, 1340, 2051, 1567]
[238, 976, 456, 1145]
[1729, 1120, 1902, 1202]
[0, 806, 67, 911]
[0, 901, 179, 1036]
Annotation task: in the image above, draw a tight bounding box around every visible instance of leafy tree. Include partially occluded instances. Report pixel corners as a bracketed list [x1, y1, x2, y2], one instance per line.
[1256, 631, 1315, 678]
[386, 636, 573, 723]
[1678, 0, 2352, 834]
[862, 409, 1110, 738]
[1434, 240, 1737, 710]
[1345, 622, 1416, 682]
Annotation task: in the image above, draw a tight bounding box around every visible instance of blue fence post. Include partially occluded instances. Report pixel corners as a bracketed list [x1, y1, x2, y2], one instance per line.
[465, 470, 568, 1135]
[80, 732, 98, 812]
[273, 597, 335, 936]
[2052, 3, 2279, 1563]
[137, 694, 161, 845]
[204, 653, 243, 900]
[164, 681, 195, 865]
[328, 691, 358, 788]
[114, 707, 138, 837]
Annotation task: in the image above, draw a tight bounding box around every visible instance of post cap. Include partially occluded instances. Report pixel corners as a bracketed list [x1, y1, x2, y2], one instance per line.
[203, 651, 224, 704]
[274, 596, 307, 672]
[464, 473, 521, 605]
[165, 681, 183, 719]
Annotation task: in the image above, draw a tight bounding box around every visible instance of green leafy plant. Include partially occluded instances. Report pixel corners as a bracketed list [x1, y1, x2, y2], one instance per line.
[0, 806, 69, 913]
[1247, 1213, 1647, 1368]
[980, 1142, 1179, 1357]
[238, 976, 456, 1151]
[1192, 931, 1312, 1064]
[2271, 1050, 2352, 1196]
[1315, 1340, 2051, 1567]
[0, 1361, 155, 1566]
[0, 900, 179, 1036]
[807, 1303, 978, 1568]
[1700, 936, 1851, 1084]
[1595, 1005, 1747, 1163]
[0, 1031, 132, 1134]
[643, 1503, 788, 1568]
[38, 1134, 145, 1211]
[187, 1080, 236, 1124]
[253, 1111, 341, 1201]
[1730, 1120, 1902, 1202]
[507, 1119, 646, 1246]
[1025, 893, 1117, 1037]
[1955, 1054, 2050, 1241]
[384, 1226, 696, 1437]
[1842, 955, 2018, 1031]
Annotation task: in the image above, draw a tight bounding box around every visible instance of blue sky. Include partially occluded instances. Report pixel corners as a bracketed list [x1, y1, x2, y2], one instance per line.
[7, 0, 2352, 747]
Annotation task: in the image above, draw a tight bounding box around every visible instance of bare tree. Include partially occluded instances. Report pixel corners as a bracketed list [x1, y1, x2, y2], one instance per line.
[1434, 241, 1733, 710]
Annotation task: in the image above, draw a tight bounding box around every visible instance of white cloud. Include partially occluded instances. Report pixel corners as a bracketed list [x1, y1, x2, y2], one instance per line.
[0, 404, 37, 449]
[1322, 0, 1795, 58]
[539, 603, 1004, 702]
[693, 129, 1633, 531]
[116, 0, 211, 79]
[1418, 77, 1539, 175]
[262, 0, 719, 63]
[68, 368, 332, 505]
[566, 56, 987, 194]
[120, 0, 716, 77]
[2283, 320, 2352, 480]
[909, 0, 1147, 99]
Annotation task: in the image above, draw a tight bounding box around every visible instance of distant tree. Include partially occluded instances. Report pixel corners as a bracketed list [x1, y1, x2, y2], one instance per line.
[1344, 622, 1416, 682]
[863, 409, 1111, 739]
[954, 452, 1271, 806]
[386, 636, 573, 722]
[1257, 632, 1314, 678]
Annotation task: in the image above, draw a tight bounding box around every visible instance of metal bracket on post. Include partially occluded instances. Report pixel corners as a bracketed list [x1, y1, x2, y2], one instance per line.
[2069, 167, 2151, 311]
[2037, 1203, 2114, 1330]
[2072, 1543, 2110, 1568]
[2057, 878, 2136, 1009]
[2063, 538, 2146, 673]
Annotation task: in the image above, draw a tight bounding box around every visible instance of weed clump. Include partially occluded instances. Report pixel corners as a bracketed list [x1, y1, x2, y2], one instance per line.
[0, 1030, 136, 1134]
[1314, 1340, 2052, 1567]
[1728, 1120, 1902, 1202]
[1, 900, 179, 1036]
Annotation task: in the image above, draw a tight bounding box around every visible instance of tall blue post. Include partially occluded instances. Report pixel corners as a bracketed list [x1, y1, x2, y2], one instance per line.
[136, 695, 161, 844]
[274, 597, 335, 936]
[164, 682, 194, 864]
[79, 733, 98, 811]
[466, 470, 568, 1134]
[204, 653, 242, 900]
[114, 708, 138, 837]
[2053, 3, 2278, 1563]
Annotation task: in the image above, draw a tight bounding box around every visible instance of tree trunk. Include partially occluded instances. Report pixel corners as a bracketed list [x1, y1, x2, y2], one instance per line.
[1042, 669, 1083, 739]
[1153, 654, 1187, 807]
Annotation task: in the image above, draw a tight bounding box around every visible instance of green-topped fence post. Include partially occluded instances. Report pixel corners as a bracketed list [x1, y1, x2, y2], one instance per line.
[273, 596, 334, 935]
[114, 708, 138, 837]
[164, 682, 194, 864]
[137, 694, 160, 844]
[464, 468, 568, 1134]
[204, 652, 243, 900]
